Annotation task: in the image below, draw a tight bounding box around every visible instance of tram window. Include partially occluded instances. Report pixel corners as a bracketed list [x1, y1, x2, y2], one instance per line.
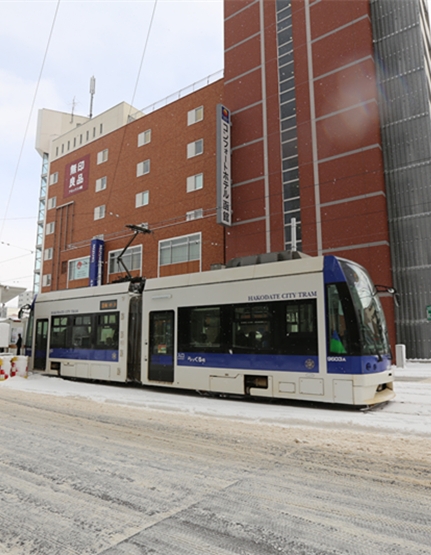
[71, 315, 92, 348]
[96, 312, 119, 349]
[51, 316, 69, 348]
[233, 304, 272, 352]
[282, 300, 317, 355]
[150, 311, 174, 355]
[326, 283, 360, 355]
[178, 306, 221, 351]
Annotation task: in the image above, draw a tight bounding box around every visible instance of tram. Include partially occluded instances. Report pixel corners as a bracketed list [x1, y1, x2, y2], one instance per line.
[26, 254, 395, 405]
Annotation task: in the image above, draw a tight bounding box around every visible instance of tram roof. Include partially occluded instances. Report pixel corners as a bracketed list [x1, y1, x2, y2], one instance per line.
[145, 255, 325, 292]
[35, 255, 327, 302]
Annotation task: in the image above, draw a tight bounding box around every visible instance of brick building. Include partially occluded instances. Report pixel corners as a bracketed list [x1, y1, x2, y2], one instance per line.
[37, 78, 225, 291]
[223, 0, 431, 358]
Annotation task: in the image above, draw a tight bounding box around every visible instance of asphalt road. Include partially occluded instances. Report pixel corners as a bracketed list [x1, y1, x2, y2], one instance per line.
[0, 388, 430, 555]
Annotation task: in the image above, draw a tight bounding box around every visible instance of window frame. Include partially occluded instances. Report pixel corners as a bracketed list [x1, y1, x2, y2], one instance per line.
[186, 173, 203, 192]
[187, 139, 204, 158]
[47, 197, 57, 210]
[186, 208, 203, 221]
[136, 159, 150, 177]
[97, 149, 109, 164]
[108, 245, 142, 276]
[138, 129, 152, 147]
[187, 106, 204, 126]
[68, 256, 91, 282]
[94, 205, 106, 220]
[159, 232, 201, 267]
[95, 176, 107, 192]
[135, 190, 149, 208]
[49, 172, 58, 185]
[46, 222, 55, 235]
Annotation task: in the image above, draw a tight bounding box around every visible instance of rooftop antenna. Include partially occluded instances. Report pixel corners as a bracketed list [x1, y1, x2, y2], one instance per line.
[89, 76, 96, 119]
[70, 96, 76, 123]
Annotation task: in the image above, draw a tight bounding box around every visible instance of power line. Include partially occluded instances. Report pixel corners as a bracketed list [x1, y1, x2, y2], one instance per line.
[0, 253, 34, 265]
[0, 0, 61, 242]
[130, 0, 159, 109]
[0, 241, 34, 253]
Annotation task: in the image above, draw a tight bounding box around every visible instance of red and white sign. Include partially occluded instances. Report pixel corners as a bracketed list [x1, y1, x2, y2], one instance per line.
[64, 154, 90, 197]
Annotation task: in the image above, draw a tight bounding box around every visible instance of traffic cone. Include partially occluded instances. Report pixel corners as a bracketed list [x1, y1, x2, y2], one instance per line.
[10, 358, 17, 377]
[0, 364, 8, 381]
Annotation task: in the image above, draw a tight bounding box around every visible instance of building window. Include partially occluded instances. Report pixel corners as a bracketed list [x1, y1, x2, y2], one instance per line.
[187, 173, 203, 192]
[187, 139, 204, 158]
[136, 159, 150, 176]
[186, 209, 203, 221]
[136, 191, 149, 208]
[188, 106, 204, 125]
[44, 248, 53, 261]
[97, 149, 108, 164]
[49, 172, 58, 185]
[96, 176, 107, 192]
[100, 123, 103, 135]
[55, 147, 59, 156]
[68, 257, 90, 281]
[94, 205, 106, 220]
[47, 197, 57, 210]
[108, 245, 142, 275]
[46, 222, 55, 235]
[42, 274, 52, 287]
[138, 129, 151, 146]
[159, 233, 201, 266]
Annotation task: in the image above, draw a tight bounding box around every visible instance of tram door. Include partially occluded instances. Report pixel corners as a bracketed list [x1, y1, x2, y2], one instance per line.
[34, 318, 48, 370]
[127, 297, 142, 382]
[148, 311, 174, 382]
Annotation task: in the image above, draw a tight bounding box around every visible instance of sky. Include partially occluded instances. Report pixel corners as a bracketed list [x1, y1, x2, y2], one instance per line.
[0, 0, 224, 302]
[1, 359, 431, 437]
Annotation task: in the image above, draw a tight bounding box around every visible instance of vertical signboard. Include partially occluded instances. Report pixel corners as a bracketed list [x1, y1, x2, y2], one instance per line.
[64, 154, 90, 198]
[89, 238, 105, 287]
[216, 104, 232, 226]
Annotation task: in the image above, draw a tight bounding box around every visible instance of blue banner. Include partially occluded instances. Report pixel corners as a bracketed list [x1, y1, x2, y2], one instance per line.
[89, 238, 105, 287]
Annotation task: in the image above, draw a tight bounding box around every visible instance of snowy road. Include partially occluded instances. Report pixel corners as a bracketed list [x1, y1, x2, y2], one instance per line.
[0, 364, 430, 554]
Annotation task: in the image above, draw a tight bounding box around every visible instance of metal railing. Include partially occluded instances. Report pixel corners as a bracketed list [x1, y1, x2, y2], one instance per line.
[129, 69, 224, 120]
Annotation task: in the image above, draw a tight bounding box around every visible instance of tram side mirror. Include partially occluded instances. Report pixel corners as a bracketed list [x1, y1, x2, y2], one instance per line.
[394, 292, 400, 307]
[386, 287, 400, 307]
[375, 285, 400, 307]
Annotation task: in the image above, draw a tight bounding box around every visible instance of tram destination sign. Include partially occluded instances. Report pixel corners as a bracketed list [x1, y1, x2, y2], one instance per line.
[100, 300, 117, 311]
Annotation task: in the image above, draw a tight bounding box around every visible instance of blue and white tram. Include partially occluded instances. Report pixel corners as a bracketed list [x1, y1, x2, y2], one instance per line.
[27, 255, 395, 405]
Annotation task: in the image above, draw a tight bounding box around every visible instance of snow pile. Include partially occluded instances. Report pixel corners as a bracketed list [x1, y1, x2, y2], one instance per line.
[1, 360, 431, 437]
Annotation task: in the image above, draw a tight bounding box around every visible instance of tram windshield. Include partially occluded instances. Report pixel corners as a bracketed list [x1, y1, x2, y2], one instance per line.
[340, 260, 390, 356]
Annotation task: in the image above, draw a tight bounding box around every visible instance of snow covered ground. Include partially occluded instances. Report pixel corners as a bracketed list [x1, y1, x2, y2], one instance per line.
[1, 361, 430, 438]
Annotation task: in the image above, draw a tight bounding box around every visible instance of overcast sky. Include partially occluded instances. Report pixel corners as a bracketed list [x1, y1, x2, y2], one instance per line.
[0, 0, 223, 301]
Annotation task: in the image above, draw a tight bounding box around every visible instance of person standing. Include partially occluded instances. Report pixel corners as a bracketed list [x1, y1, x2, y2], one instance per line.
[16, 333, 22, 355]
